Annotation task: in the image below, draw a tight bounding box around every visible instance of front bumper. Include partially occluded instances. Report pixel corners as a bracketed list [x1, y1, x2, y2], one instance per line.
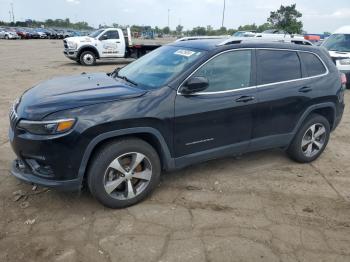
[11, 160, 81, 191]
[9, 122, 85, 188]
[63, 49, 78, 60]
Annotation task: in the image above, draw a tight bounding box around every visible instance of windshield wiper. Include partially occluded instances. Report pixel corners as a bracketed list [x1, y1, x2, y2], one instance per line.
[115, 73, 138, 86]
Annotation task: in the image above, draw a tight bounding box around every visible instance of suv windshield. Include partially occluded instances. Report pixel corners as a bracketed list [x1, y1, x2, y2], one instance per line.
[117, 45, 206, 89]
[322, 34, 350, 52]
[89, 29, 104, 38]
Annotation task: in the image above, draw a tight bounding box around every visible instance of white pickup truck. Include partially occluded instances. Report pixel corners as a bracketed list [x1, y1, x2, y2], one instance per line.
[322, 25, 350, 88]
[63, 28, 161, 65]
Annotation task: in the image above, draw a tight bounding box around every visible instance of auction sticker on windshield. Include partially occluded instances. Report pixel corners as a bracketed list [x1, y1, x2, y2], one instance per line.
[174, 49, 197, 57]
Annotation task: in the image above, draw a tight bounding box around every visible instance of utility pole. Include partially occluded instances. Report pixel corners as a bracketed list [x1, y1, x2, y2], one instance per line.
[11, 2, 15, 23]
[167, 9, 170, 28]
[221, 0, 225, 28]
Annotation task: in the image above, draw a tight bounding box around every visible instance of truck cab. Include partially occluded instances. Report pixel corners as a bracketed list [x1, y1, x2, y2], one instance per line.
[63, 27, 159, 66]
[63, 28, 127, 65]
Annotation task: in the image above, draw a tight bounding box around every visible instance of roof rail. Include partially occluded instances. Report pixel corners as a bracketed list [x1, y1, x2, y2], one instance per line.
[217, 37, 313, 46]
[175, 35, 229, 42]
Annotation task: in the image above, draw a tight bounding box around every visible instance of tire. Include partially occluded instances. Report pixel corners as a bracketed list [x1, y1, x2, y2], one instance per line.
[287, 114, 330, 163]
[79, 51, 96, 66]
[5, 35, 9, 40]
[88, 138, 161, 208]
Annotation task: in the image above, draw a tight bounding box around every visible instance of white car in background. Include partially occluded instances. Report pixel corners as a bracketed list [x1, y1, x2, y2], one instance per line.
[232, 31, 256, 37]
[322, 25, 350, 87]
[0, 28, 20, 39]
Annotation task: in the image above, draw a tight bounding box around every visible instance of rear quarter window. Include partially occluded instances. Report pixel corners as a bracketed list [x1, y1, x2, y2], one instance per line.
[299, 52, 327, 77]
[257, 50, 302, 85]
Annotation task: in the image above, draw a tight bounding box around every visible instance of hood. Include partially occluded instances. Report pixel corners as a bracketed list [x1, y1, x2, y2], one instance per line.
[16, 73, 147, 120]
[65, 36, 94, 43]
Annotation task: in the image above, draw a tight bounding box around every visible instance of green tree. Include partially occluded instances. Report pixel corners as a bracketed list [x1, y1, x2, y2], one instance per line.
[257, 22, 273, 32]
[267, 4, 303, 34]
[191, 26, 206, 36]
[218, 26, 227, 35]
[162, 26, 170, 34]
[238, 23, 257, 32]
[176, 24, 183, 35]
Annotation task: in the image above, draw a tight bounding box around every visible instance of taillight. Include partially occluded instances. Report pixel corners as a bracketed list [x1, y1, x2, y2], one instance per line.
[341, 73, 347, 85]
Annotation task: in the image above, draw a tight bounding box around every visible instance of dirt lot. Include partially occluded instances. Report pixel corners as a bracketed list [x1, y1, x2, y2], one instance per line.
[0, 39, 350, 262]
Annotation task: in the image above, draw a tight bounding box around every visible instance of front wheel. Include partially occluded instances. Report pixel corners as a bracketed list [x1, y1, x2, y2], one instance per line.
[287, 114, 330, 163]
[88, 138, 161, 208]
[79, 51, 96, 66]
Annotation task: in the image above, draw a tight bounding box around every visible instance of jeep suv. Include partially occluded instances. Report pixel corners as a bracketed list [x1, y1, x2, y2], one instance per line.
[9, 39, 346, 208]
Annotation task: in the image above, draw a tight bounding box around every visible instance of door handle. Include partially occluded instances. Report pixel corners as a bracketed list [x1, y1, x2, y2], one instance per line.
[299, 86, 313, 93]
[116, 41, 121, 43]
[235, 95, 255, 103]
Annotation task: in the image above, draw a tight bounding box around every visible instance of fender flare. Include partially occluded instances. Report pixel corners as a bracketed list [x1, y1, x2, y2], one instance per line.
[77, 127, 175, 182]
[292, 102, 336, 135]
[77, 45, 100, 59]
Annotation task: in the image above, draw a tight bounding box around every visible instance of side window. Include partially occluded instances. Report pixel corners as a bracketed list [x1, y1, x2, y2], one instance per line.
[192, 50, 252, 92]
[299, 52, 327, 77]
[257, 50, 302, 85]
[103, 30, 119, 40]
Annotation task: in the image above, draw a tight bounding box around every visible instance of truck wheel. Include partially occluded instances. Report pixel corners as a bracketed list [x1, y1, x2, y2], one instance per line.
[287, 114, 330, 163]
[80, 51, 96, 66]
[88, 138, 161, 208]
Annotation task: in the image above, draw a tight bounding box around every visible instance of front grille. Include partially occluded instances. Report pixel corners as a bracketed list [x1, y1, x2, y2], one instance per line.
[9, 103, 19, 128]
[63, 40, 68, 49]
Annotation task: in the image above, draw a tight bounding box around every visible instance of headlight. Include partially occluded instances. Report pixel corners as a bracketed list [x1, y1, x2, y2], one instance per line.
[67, 41, 77, 49]
[339, 59, 350, 65]
[17, 118, 76, 135]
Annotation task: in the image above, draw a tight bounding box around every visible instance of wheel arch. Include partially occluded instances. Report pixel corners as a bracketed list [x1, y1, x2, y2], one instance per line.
[77, 45, 100, 59]
[77, 127, 175, 184]
[293, 103, 336, 135]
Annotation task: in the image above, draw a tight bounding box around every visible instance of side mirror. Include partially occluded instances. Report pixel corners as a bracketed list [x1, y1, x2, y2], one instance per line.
[100, 34, 108, 40]
[180, 77, 209, 95]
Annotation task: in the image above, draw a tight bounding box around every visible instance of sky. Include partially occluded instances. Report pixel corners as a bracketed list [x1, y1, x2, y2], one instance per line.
[0, 0, 349, 33]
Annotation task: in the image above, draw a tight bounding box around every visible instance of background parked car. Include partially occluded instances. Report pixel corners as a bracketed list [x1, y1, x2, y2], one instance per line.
[14, 28, 30, 39]
[0, 28, 20, 39]
[26, 28, 40, 39]
[53, 29, 65, 39]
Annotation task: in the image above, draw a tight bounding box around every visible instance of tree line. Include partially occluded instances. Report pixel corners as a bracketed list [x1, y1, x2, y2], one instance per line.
[0, 18, 93, 30]
[0, 4, 304, 35]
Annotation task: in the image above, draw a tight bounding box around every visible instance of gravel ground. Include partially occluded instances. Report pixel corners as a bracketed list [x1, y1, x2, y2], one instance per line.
[0, 39, 350, 262]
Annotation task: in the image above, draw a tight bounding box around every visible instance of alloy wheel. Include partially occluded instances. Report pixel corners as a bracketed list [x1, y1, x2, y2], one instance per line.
[301, 123, 327, 158]
[103, 152, 153, 200]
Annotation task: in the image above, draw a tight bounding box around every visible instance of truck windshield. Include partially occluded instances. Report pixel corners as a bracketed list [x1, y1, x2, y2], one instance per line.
[89, 29, 104, 38]
[323, 34, 350, 52]
[117, 45, 206, 89]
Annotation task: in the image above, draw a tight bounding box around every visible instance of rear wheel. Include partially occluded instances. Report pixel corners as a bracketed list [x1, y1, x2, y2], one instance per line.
[80, 51, 96, 66]
[287, 114, 330, 163]
[88, 138, 161, 208]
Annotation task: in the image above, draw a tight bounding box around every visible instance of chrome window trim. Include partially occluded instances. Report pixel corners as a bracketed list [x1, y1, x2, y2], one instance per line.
[176, 48, 329, 96]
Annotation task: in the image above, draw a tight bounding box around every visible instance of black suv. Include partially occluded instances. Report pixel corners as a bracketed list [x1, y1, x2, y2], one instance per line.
[9, 39, 346, 208]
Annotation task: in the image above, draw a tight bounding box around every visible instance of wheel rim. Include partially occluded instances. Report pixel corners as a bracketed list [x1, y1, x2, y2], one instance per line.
[83, 54, 94, 65]
[301, 123, 327, 158]
[103, 152, 152, 200]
